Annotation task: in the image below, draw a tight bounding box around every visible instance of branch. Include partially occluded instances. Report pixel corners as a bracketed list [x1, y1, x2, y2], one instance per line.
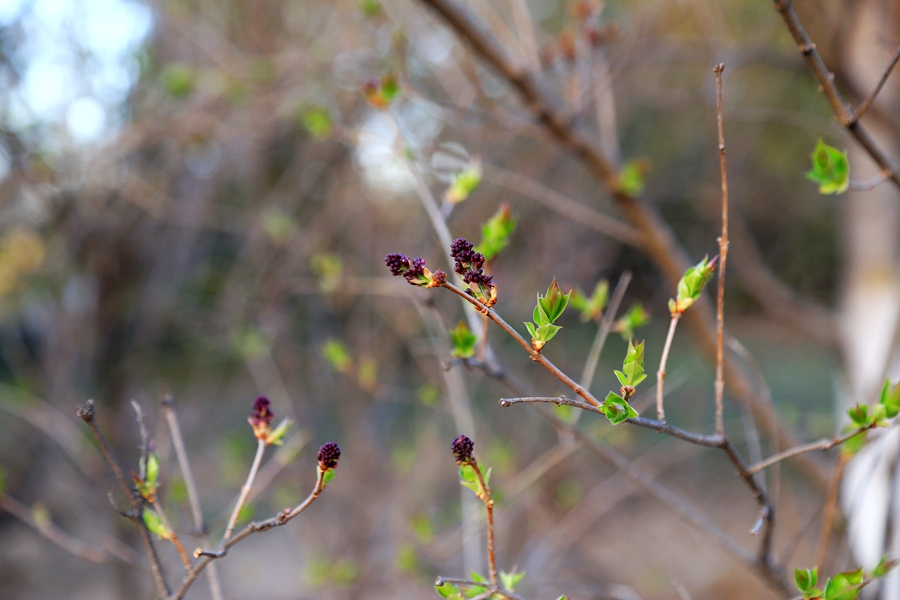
[713, 63, 730, 437]
[745, 425, 875, 475]
[853, 42, 900, 123]
[223, 439, 266, 541]
[419, 0, 831, 489]
[771, 0, 900, 188]
[579, 271, 631, 395]
[434, 577, 527, 600]
[171, 469, 327, 600]
[160, 395, 224, 600]
[77, 400, 170, 598]
[656, 314, 681, 422]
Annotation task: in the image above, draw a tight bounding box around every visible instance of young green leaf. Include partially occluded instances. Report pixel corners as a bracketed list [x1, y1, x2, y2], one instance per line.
[807, 139, 850, 195]
[618, 158, 650, 197]
[670, 256, 717, 315]
[570, 280, 609, 322]
[847, 404, 872, 428]
[601, 392, 638, 425]
[614, 340, 647, 389]
[142, 509, 171, 539]
[795, 567, 818, 594]
[450, 321, 479, 359]
[500, 570, 526, 591]
[445, 160, 483, 204]
[879, 379, 900, 419]
[526, 278, 570, 350]
[537, 278, 570, 323]
[323, 469, 337, 485]
[871, 556, 898, 579]
[823, 568, 864, 600]
[435, 581, 464, 600]
[265, 418, 293, 446]
[475, 203, 517, 262]
[614, 304, 651, 340]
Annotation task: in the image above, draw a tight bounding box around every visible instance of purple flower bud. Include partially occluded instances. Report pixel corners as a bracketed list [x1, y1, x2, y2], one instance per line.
[451, 435, 475, 465]
[248, 396, 274, 439]
[317, 442, 341, 471]
[386, 253, 411, 276]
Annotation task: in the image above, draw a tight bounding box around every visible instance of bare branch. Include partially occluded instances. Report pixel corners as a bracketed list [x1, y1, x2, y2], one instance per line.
[746, 426, 874, 475]
[713, 63, 730, 437]
[853, 42, 900, 123]
[223, 439, 266, 541]
[77, 400, 170, 597]
[656, 314, 681, 422]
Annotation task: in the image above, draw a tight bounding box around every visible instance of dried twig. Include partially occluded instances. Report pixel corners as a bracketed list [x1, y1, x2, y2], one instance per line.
[713, 63, 729, 437]
[853, 42, 900, 123]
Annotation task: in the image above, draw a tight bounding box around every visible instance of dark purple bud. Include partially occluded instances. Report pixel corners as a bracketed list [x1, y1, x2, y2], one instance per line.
[451, 435, 475, 465]
[249, 396, 274, 438]
[317, 442, 341, 471]
[432, 270, 447, 285]
[450, 238, 473, 260]
[386, 253, 411, 276]
[404, 257, 426, 283]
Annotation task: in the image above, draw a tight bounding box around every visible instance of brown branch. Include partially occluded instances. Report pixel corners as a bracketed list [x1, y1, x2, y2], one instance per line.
[713, 63, 729, 437]
[160, 396, 224, 600]
[471, 461, 497, 587]
[77, 400, 170, 598]
[853, 42, 900, 123]
[771, 0, 900, 188]
[171, 468, 327, 600]
[815, 454, 848, 570]
[746, 426, 873, 475]
[419, 0, 831, 489]
[656, 313, 681, 422]
[0, 494, 134, 565]
[223, 439, 266, 541]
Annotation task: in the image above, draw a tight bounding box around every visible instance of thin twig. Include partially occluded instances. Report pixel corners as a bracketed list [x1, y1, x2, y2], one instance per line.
[0, 494, 135, 565]
[171, 469, 327, 600]
[471, 461, 497, 587]
[815, 453, 848, 570]
[148, 499, 192, 569]
[160, 396, 224, 600]
[434, 577, 527, 600]
[223, 439, 265, 541]
[853, 42, 900, 123]
[713, 63, 730, 437]
[847, 171, 892, 191]
[746, 426, 874, 475]
[579, 271, 632, 394]
[77, 400, 170, 598]
[656, 314, 681, 422]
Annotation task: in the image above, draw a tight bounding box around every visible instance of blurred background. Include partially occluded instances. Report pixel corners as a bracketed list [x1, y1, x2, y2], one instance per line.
[0, 0, 898, 598]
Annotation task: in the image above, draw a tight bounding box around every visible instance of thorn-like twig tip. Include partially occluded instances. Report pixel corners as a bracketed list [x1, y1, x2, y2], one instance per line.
[714, 63, 725, 74]
[76, 399, 95, 421]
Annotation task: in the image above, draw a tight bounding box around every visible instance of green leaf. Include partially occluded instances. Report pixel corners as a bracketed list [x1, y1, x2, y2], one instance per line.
[538, 278, 570, 323]
[475, 203, 517, 261]
[436, 581, 463, 599]
[807, 139, 850, 195]
[301, 106, 333, 140]
[795, 567, 818, 593]
[534, 323, 562, 343]
[159, 63, 194, 98]
[841, 429, 868, 457]
[672, 256, 717, 314]
[142, 509, 171, 539]
[614, 304, 651, 340]
[451, 321, 479, 359]
[572, 280, 609, 321]
[879, 379, 900, 419]
[459, 465, 477, 484]
[824, 569, 864, 600]
[601, 392, 638, 425]
[617, 339, 646, 388]
[524, 321, 537, 340]
[614, 370, 628, 387]
[445, 160, 483, 204]
[872, 556, 898, 579]
[145, 453, 159, 490]
[618, 158, 650, 197]
[322, 339, 352, 373]
[265, 418, 293, 446]
[847, 404, 871, 428]
[323, 470, 337, 485]
[500, 570, 525, 591]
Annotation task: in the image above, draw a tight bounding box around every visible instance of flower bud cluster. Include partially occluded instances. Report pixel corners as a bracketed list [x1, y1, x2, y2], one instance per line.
[317, 442, 341, 471]
[451, 434, 475, 465]
[248, 396, 275, 439]
[385, 253, 434, 287]
[450, 238, 497, 306]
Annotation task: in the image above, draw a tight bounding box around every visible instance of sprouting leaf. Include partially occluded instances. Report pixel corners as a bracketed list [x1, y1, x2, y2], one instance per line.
[323, 470, 337, 485]
[445, 160, 483, 204]
[879, 379, 900, 419]
[145, 453, 159, 491]
[671, 256, 717, 314]
[847, 404, 872, 428]
[614, 340, 646, 388]
[871, 556, 898, 579]
[265, 418, 293, 446]
[807, 139, 850, 195]
[538, 278, 570, 323]
[571, 280, 609, 322]
[301, 106, 333, 140]
[823, 568, 864, 600]
[450, 321, 478, 359]
[618, 158, 650, 197]
[435, 581, 464, 600]
[841, 429, 868, 457]
[795, 567, 818, 594]
[466, 571, 488, 597]
[142, 509, 171, 539]
[475, 203, 516, 261]
[601, 392, 638, 424]
[500, 570, 526, 591]
[614, 304, 651, 340]
[322, 339, 352, 373]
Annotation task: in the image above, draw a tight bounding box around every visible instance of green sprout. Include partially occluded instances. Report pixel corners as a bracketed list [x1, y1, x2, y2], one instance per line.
[668, 255, 717, 315]
[806, 139, 850, 195]
[600, 340, 644, 424]
[525, 278, 570, 352]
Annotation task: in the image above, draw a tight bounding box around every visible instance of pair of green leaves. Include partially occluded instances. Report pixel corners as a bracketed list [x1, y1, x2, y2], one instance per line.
[570, 280, 609, 322]
[669, 256, 717, 315]
[445, 160, 483, 205]
[842, 379, 900, 456]
[475, 203, 517, 262]
[614, 304, 651, 341]
[807, 139, 849, 195]
[600, 340, 645, 424]
[451, 321, 479, 359]
[459, 463, 491, 501]
[795, 558, 897, 600]
[525, 278, 570, 351]
[435, 570, 525, 599]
